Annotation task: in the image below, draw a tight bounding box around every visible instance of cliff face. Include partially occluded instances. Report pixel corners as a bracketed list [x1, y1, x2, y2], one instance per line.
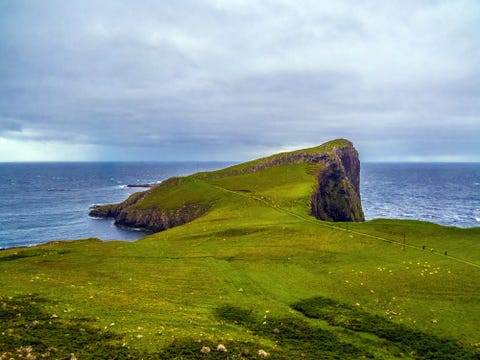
[89, 139, 364, 233]
[309, 145, 364, 222]
[90, 201, 208, 232]
[89, 177, 213, 232]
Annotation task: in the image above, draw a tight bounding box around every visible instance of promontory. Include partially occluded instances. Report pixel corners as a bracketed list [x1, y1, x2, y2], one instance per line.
[89, 138, 365, 232]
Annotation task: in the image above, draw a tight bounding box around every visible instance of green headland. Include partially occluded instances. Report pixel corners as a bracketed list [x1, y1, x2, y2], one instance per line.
[1, 139, 479, 359]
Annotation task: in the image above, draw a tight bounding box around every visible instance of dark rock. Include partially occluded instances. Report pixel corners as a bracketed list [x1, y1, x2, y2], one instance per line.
[127, 184, 154, 188]
[88, 178, 211, 232]
[309, 145, 364, 222]
[111, 202, 208, 232]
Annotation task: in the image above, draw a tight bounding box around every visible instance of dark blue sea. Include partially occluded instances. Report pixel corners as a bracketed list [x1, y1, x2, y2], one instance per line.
[361, 163, 480, 229]
[0, 162, 231, 249]
[1, 162, 479, 249]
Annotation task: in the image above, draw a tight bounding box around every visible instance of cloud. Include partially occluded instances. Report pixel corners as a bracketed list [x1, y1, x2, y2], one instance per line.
[0, 0, 479, 161]
[0, 117, 22, 135]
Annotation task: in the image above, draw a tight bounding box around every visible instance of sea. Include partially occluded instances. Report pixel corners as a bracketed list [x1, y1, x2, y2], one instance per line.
[1, 162, 479, 249]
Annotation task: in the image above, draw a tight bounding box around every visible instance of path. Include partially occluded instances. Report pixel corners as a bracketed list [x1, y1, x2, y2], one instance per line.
[209, 182, 480, 270]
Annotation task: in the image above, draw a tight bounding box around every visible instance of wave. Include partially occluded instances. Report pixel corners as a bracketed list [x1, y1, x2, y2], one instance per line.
[89, 215, 107, 220]
[89, 203, 104, 209]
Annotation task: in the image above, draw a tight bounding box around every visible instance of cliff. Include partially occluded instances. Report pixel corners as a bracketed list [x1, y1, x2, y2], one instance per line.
[309, 145, 364, 222]
[89, 139, 364, 232]
[89, 177, 218, 232]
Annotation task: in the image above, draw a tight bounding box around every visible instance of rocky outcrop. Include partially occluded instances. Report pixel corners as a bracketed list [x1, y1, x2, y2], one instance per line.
[89, 191, 147, 219]
[89, 177, 212, 232]
[90, 202, 208, 232]
[127, 183, 154, 188]
[309, 145, 364, 222]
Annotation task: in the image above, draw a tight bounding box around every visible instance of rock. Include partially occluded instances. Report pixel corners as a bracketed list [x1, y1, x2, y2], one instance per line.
[309, 143, 364, 222]
[200, 346, 211, 355]
[89, 179, 209, 232]
[127, 183, 154, 188]
[216, 344, 227, 352]
[258, 349, 269, 357]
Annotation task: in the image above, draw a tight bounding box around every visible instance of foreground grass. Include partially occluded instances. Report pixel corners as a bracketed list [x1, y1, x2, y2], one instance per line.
[1, 160, 480, 358]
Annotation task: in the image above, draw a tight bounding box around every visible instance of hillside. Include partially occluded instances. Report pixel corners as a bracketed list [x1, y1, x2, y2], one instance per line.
[89, 139, 364, 232]
[1, 139, 480, 359]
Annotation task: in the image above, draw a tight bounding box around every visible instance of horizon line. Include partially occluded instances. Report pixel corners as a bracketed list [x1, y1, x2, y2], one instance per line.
[1, 160, 480, 164]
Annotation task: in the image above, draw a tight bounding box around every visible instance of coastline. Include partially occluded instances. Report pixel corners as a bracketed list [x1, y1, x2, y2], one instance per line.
[1, 162, 480, 250]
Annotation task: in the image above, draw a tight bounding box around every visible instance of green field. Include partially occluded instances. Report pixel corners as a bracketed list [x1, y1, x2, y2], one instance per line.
[1, 150, 480, 358]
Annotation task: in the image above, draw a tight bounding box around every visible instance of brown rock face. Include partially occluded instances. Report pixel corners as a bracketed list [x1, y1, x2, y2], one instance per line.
[110, 203, 208, 232]
[309, 145, 364, 222]
[89, 178, 211, 232]
[90, 199, 209, 232]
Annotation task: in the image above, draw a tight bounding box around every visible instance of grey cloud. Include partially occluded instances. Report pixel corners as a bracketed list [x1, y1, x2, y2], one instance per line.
[0, 118, 22, 134]
[0, 0, 479, 161]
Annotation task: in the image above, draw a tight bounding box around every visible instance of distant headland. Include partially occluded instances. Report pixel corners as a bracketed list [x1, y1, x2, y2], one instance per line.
[90, 138, 364, 233]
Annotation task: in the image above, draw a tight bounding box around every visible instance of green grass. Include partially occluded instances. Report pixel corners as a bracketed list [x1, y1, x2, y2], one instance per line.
[134, 177, 224, 211]
[1, 148, 480, 358]
[193, 138, 348, 179]
[292, 296, 478, 359]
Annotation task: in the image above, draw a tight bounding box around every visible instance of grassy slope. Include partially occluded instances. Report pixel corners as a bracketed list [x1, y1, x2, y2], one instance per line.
[1, 151, 480, 358]
[194, 138, 349, 177]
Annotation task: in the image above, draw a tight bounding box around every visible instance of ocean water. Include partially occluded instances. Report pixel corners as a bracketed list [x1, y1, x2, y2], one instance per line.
[0, 162, 231, 249]
[1, 162, 479, 249]
[361, 163, 480, 228]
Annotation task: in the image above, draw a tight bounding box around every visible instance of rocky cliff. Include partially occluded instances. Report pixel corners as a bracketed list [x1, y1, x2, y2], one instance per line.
[218, 139, 364, 222]
[89, 139, 364, 232]
[89, 177, 214, 232]
[309, 145, 364, 222]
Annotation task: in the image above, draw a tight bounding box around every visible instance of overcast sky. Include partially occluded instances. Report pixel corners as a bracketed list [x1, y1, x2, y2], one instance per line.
[0, 0, 479, 162]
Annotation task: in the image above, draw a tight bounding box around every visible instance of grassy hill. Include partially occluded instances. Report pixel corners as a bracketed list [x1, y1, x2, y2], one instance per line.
[1, 141, 480, 359]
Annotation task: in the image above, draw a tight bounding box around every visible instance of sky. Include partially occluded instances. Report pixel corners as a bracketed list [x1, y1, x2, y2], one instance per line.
[0, 0, 479, 162]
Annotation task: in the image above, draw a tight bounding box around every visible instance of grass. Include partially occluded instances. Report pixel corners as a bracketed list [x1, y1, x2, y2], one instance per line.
[134, 177, 223, 211]
[193, 138, 348, 178]
[1, 142, 480, 358]
[292, 296, 478, 359]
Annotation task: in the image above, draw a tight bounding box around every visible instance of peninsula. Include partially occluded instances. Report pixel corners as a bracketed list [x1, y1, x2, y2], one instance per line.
[90, 138, 364, 232]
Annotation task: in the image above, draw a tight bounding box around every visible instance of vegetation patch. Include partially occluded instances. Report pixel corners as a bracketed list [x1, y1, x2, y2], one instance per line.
[134, 177, 222, 211]
[1, 295, 266, 359]
[215, 304, 369, 359]
[160, 339, 268, 359]
[0, 294, 147, 359]
[212, 227, 268, 238]
[0, 249, 70, 262]
[292, 296, 479, 359]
